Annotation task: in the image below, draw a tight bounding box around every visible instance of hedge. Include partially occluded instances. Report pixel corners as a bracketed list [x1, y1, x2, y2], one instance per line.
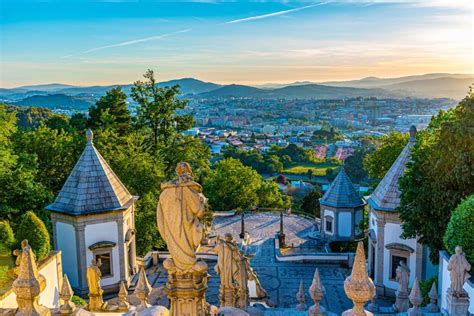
[0, 220, 15, 253]
[443, 195, 474, 265]
[16, 211, 51, 260]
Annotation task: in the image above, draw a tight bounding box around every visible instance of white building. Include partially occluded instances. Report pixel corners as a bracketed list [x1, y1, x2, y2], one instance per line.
[46, 130, 138, 295]
[367, 126, 437, 297]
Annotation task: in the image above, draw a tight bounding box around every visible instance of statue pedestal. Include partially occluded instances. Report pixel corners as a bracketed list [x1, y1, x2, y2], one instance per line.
[88, 292, 105, 312]
[220, 287, 237, 308]
[446, 288, 470, 316]
[164, 259, 209, 316]
[393, 291, 409, 312]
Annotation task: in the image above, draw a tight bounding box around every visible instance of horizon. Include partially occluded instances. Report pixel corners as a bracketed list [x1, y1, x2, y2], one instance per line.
[1, 0, 473, 87]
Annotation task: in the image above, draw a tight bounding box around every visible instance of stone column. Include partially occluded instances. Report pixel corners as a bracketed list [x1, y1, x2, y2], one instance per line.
[374, 216, 385, 294]
[75, 222, 88, 295]
[164, 259, 209, 316]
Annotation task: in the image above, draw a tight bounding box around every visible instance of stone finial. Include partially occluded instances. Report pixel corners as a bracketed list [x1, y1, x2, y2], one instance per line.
[407, 277, 423, 316]
[12, 239, 51, 316]
[134, 266, 152, 311]
[296, 279, 306, 311]
[86, 129, 93, 143]
[427, 281, 439, 312]
[409, 125, 417, 141]
[117, 281, 130, 312]
[342, 242, 375, 316]
[59, 274, 76, 314]
[308, 268, 326, 316]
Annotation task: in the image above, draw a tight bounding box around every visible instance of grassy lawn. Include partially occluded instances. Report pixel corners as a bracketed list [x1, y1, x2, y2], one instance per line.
[284, 161, 338, 176]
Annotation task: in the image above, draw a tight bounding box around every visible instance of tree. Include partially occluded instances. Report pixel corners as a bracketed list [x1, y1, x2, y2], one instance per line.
[46, 114, 70, 131]
[131, 69, 192, 149]
[300, 189, 323, 218]
[399, 92, 474, 262]
[0, 220, 15, 251]
[257, 181, 290, 209]
[203, 158, 262, 212]
[88, 87, 131, 134]
[443, 195, 474, 265]
[135, 192, 166, 255]
[364, 132, 408, 181]
[16, 211, 51, 260]
[69, 113, 87, 131]
[344, 149, 371, 183]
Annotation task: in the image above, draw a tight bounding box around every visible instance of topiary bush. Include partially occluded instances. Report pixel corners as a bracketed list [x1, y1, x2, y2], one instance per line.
[0, 220, 15, 253]
[71, 295, 86, 307]
[443, 195, 474, 265]
[16, 211, 51, 260]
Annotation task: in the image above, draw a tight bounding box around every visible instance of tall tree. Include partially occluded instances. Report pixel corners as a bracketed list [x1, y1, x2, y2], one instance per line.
[399, 92, 474, 262]
[364, 132, 408, 182]
[88, 87, 131, 134]
[131, 69, 193, 148]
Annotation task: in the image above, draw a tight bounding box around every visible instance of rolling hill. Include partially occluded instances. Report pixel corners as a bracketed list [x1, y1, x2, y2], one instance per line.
[11, 94, 94, 110]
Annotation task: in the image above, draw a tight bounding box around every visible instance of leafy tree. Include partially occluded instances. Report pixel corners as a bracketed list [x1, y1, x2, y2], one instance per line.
[135, 192, 166, 255]
[300, 189, 323, 218]
[270, 144, 313, 163]
[69, 113, 87, 131]
[0, 220, 15, 251]
[203, 158, 262, 211]
[88, 87, 131, 134]
[364, 132, 408, 181]
[16, 211, 51, 260]
[131, 69, 192, 148]
[443, 195, 474, 265]
[344, 149, 371, 183]
[399, 92, 474, 262]
[0, 107, 18, 173]
[257, 181, 290, 209]
[46, 114, 70, 131]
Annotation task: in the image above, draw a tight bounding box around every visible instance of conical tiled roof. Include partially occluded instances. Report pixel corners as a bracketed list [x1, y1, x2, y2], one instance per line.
[368, 126, 416, 212]
[320, 168, 365, 208]
[46, 130, 135, 215]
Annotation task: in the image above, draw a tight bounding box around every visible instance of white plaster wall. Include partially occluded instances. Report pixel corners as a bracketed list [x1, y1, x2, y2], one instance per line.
[324, 209, 334, 235]
[338, 212, 352, 237]
[439, 253, 474, 314]
[0, 254, 61, 309]
[85, 221, 120, 287]
[56, 222, 78, 288]
[383, 223, 418, 290]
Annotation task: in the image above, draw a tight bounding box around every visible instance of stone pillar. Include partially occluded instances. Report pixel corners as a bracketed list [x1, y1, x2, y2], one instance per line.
[75, 222, 88, 295]
[13, 240, 51, 316]
[134, 266, 152, 311]
[295, 279, 306, 311]
[237, 255, 249, 310]
[407, 277, 422, 316]
[374, 217, 385, 295]
[308, 268, 325, 316]
[129, 235, 137, 275]
[163, 259, 209, 316]
[279, 211, 286, 248]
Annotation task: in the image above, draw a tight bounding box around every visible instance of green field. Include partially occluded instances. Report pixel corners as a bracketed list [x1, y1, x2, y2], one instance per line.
[284, 161, 338, 176]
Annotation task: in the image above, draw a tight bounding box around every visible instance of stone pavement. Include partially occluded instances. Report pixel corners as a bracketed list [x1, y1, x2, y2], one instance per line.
[144, 213, 353, 314]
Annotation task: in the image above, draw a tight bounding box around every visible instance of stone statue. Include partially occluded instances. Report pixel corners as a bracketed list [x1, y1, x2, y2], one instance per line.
[393, 261, 410, 312]
[447, 246, 471, 295]
[157, 162, 207, 273]
[214, 233, 240, 307]
[87, 259, 105, 311]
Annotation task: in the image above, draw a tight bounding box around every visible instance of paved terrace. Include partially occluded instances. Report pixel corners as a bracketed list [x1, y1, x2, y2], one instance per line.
[142, 213, 353, 314]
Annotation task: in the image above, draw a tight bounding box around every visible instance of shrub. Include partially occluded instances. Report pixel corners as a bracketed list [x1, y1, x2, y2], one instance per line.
[71, 295, 87, 307]
[420, 276, 437, 306]
[16, 211, 51, 260]
[0, 220, 15, 252]
[443, 195, 474, 265]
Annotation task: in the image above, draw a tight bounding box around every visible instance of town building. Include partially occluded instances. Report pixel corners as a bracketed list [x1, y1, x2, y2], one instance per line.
[367, 125, 437, 297]
[46, 129, 138, 295]
[320, 168, 366, 242]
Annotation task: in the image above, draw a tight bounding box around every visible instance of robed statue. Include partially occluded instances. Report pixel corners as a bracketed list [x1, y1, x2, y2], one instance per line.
[87, 259, 105, 311]
[157, 162, 207, 273]
[447, 246, 471, 295]
[395, 261, 410, 295]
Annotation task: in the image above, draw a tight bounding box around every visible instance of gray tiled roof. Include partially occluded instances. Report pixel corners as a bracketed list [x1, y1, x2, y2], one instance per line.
[320, 168, 365, 208]
[368, 132, 416, 212]
[46, 132, 134, 215]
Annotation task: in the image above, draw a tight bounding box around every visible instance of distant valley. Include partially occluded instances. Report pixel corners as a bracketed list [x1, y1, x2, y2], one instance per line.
[1, 73, 472, 110]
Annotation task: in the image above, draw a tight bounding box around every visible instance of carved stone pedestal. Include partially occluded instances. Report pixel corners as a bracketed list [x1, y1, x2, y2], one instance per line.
[164, 259, 209, 316]
[393, 291, 409, 312]
[446, 288, 470, 316]
[220, 287, 237, 308]
[88, 293, 105, 312]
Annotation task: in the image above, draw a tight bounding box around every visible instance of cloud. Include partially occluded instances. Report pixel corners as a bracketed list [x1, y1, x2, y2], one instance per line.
[224, 2, 330, 25]
[61, 29, 191, 58]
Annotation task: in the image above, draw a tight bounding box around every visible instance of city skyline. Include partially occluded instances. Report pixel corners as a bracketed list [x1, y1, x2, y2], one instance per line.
[1, 0, 473, 87]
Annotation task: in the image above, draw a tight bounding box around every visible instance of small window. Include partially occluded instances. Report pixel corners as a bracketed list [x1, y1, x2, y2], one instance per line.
[390, 255, 407, 279]
[95, 252, 112, 277]
[326, 219, 333, 233]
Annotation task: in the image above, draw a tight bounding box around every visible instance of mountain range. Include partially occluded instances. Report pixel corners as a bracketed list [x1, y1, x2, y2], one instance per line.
[1, 73, 472, 109]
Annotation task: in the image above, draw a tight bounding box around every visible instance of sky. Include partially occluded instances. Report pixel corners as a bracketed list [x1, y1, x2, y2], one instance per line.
[0, 0, 473, 87]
